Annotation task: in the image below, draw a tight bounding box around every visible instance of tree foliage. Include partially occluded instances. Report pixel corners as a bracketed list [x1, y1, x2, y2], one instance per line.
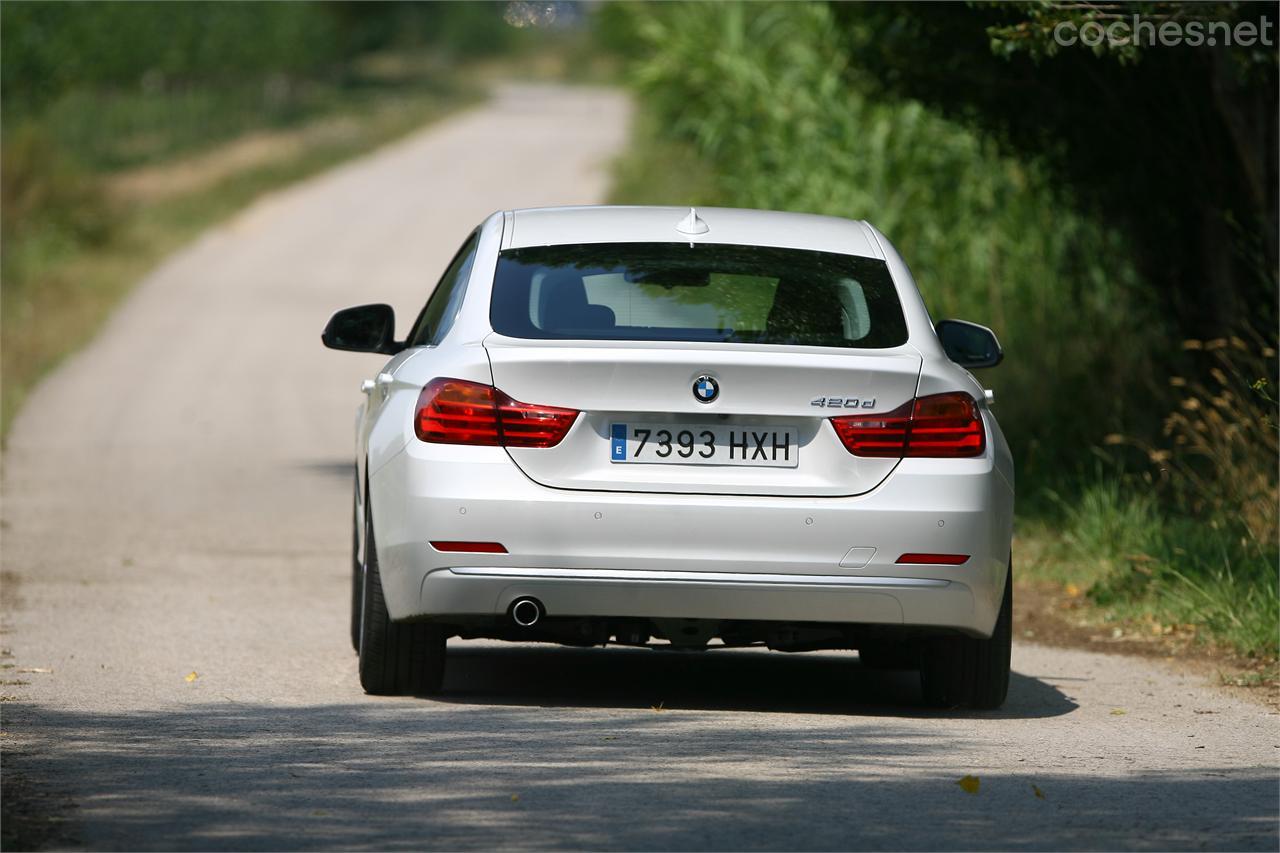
[0, 1, 516, 112]
[827, 1, 1278, 339]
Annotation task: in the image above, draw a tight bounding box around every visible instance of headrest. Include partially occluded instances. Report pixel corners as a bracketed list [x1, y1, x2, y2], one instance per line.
[538, 272, 616, 332]
[766, 278, 844, 340]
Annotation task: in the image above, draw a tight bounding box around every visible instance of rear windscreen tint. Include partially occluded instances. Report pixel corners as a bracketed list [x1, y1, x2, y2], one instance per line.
[490, 242, 908, 348]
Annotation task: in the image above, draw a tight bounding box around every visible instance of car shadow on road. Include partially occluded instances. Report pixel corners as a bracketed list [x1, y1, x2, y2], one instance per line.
[293, 459, 354, 479]
[5, 694, 1274, 851]
[434, 643, 1078, 719]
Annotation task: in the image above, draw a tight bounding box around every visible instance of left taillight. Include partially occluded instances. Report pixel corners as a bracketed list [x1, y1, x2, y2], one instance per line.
[414, 377, 578, 448]
[831, 391, 985, 458]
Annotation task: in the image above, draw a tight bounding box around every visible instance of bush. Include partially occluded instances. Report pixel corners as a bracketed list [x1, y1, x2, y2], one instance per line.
[1, 3, 344, 110]
[1092, 337, 1279, 656]
[1153, 337, 1279, 551]
[0, 123, 115, 278]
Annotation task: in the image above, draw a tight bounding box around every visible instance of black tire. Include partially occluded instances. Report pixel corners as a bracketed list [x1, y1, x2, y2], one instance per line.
[858, 642, 920, 670]
[357, 507, 447, 696]
[919, 562, 1012, 709]
[350, 474, 362, 652]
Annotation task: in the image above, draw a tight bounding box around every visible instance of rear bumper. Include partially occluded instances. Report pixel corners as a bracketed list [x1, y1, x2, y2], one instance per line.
[370, 443, 1014, 638]
[421, 566, 974, 629]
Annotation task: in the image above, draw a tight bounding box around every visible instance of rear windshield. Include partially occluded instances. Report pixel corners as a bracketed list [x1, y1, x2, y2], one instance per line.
[490, 242, 908, 348]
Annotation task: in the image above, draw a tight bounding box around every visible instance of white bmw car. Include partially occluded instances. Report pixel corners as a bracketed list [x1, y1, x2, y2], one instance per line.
[323, 205, 1014, 708]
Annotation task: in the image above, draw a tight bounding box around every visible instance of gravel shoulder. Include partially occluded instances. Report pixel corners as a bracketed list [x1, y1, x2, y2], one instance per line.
[1, 84, 1276, 851]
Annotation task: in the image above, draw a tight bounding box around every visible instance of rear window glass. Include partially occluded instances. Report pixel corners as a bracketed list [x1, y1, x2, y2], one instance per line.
[490, 242, 907, 348]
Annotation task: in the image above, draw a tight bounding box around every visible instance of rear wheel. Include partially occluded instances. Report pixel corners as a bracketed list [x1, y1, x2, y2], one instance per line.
[349, 474, 362, 652]
[919, 562, 1012, 709]
[357, 507, 447, 696]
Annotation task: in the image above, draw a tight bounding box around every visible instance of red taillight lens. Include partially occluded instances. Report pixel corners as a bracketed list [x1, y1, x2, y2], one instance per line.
[415, 378, 502, 445]
[430, 541, 508, 553]
[831, 392, 985, 458]
[896, 553, 970, 565]
[830, 400, 913, 457]
[907, 392, 986, 457]
[414, 378, 578, 448]
[495, 393, 580, 448]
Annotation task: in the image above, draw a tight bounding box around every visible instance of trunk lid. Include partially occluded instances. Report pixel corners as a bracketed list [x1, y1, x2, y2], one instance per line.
[484, 335, 921, 496]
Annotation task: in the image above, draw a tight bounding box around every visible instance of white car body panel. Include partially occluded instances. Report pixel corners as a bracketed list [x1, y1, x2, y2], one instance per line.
[371, 439, 1010, 634]
[503, 205, 884, 257]
[353, 205, 1014, 641]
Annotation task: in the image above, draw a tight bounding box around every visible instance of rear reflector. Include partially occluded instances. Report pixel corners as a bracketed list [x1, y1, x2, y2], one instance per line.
[896, 553, 970, 565]
[830, 392, 985, 458]
[415, 378, 578, 448]
[430, 541, 508, 553]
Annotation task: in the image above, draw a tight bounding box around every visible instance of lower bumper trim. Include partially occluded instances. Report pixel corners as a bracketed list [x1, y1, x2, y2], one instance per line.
[408, 566, 984, 634]
[446, 566, 949, 588]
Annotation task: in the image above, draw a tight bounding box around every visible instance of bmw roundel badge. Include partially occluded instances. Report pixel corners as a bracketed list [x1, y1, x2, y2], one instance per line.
[693, 374, 719, 403]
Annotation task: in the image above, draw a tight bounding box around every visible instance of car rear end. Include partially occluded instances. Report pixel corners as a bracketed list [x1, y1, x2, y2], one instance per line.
[367, 207, 1014, 656]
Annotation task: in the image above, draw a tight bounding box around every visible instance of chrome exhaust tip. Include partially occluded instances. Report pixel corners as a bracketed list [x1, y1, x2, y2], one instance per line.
[510, 597, 544, 628]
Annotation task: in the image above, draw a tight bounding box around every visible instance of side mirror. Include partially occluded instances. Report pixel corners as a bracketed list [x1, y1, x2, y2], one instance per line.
[935, 319, 1003, 369]
[321, 304, 403, 354]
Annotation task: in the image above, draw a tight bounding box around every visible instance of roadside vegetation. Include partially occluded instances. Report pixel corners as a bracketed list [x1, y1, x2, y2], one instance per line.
[0, 2, 606, 437]
[601, 2, 1278, 666]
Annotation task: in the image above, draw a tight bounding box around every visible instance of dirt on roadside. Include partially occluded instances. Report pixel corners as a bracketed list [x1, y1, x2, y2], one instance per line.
[1013, 578, 1280, 710]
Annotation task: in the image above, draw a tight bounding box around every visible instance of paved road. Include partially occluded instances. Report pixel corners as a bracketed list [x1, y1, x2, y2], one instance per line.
[2, 84, 1276, 851]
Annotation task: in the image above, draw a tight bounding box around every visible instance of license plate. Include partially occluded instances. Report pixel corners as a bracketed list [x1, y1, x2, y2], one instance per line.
[610, 423, 798, 468]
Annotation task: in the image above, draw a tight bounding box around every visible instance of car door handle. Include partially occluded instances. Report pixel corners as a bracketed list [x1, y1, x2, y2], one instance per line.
[360, 379, 376, 394]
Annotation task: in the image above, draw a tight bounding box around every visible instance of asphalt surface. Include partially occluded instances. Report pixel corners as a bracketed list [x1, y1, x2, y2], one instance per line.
[2, 84, 1277, 851]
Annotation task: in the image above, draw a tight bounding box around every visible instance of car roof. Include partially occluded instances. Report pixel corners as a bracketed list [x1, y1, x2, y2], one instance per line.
[503, 205, 884, 259]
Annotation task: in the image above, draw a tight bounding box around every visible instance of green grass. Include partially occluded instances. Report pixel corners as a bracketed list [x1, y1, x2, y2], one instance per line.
[1020, 477, 1278, 658]
[1, 58, 479, 437]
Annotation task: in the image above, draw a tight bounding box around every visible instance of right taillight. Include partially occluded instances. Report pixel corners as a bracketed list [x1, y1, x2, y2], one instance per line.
[414, 378, 578, 448]
[831, 391, 985, 458]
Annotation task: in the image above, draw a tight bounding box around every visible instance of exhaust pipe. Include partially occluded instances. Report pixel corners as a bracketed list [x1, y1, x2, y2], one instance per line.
[510, 597, 544, 628]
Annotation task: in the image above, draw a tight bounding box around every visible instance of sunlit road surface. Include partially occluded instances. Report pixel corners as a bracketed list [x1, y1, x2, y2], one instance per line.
[2, 84, 1276, 851]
